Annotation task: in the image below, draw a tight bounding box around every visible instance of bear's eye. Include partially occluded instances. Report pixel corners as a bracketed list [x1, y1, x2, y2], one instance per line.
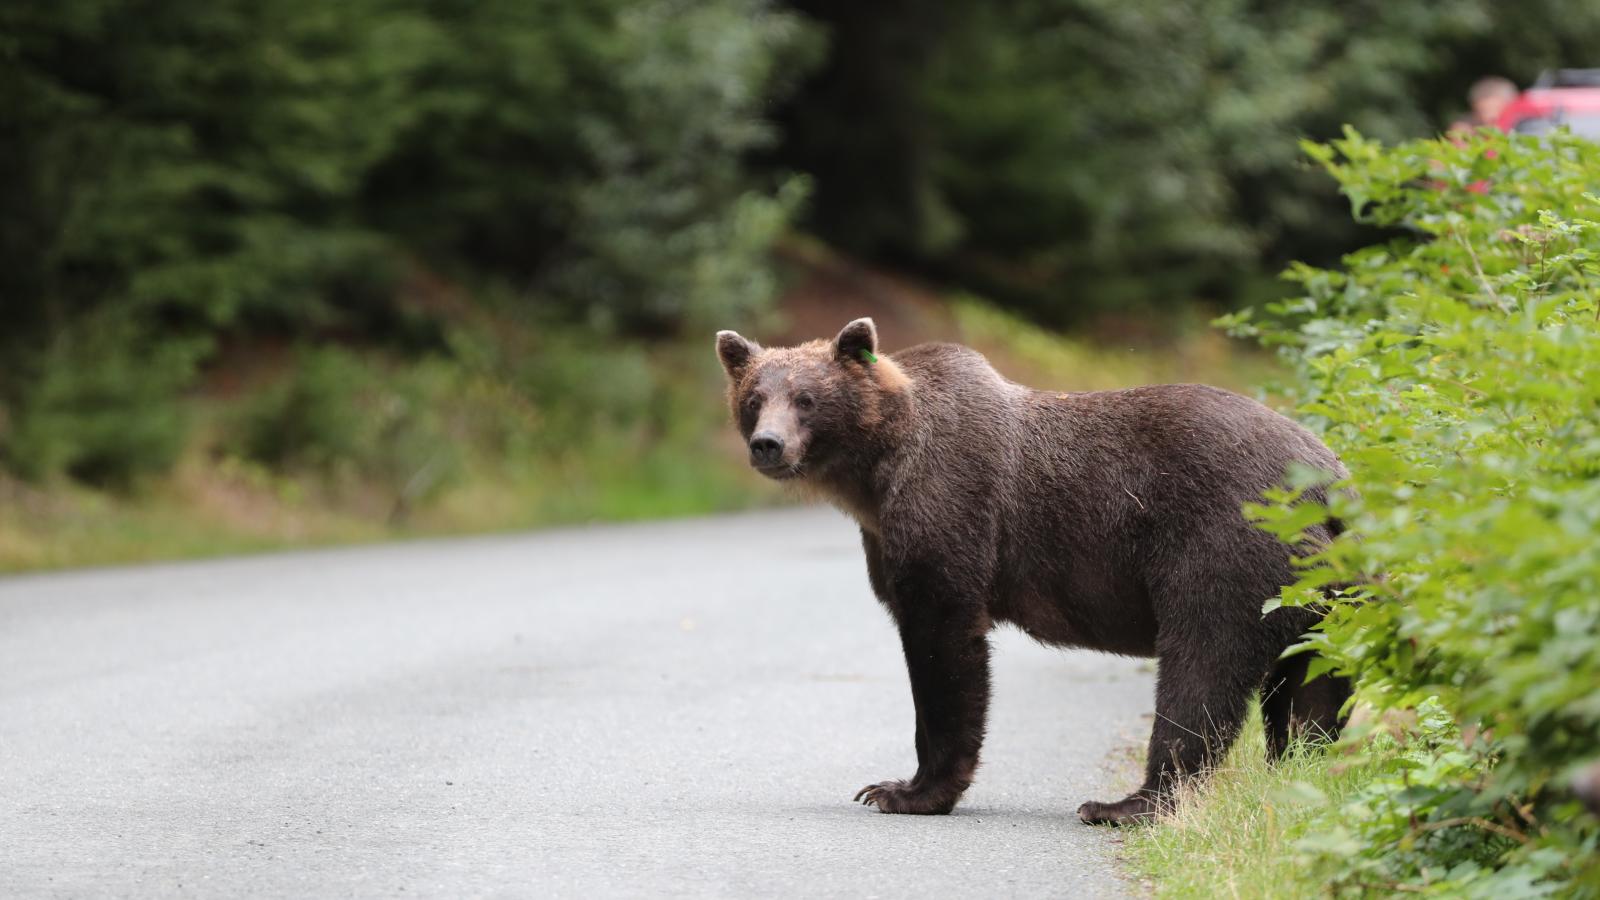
[794, 393, 816, 412]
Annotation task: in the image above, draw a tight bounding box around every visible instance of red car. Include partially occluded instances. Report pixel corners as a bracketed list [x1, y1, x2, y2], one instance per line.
[1496, 69, 1600, 138]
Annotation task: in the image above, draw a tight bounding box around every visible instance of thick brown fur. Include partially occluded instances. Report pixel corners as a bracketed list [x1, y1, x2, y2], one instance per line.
[716, 319, 1351, 825]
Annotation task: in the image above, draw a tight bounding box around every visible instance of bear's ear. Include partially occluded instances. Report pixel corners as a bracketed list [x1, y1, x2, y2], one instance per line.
[715, 330, 759, 379]
[834, 317, 878, 365]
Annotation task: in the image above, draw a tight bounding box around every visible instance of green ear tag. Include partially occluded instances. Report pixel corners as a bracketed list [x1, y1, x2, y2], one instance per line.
[860, 349, 878, 364]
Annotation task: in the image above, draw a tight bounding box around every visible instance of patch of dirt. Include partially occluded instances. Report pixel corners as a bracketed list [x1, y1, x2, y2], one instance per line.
[766, 239, 960, 352]
[200, 337, 293, 398]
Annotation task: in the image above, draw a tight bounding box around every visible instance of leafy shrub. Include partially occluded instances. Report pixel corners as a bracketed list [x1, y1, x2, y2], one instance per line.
[447, 313, 732, 455]
[521, 332, 657, 443]
[0, 316, 202, 488]
[432, 316, 771, 525]
[1229, 129, 1600, 893]
[234, 347, 463, 516]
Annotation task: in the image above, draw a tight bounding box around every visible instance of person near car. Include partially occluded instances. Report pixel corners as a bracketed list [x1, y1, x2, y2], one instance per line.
[1469, 76, 1519, 129]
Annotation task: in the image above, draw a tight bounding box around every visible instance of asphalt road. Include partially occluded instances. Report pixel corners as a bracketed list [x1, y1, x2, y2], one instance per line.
[1, 507, 1155, 898]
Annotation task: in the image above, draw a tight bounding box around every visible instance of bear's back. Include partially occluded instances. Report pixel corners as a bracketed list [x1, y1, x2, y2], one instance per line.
[890, 342, 1025, 422]
[887, 343, 1028, 462]
[881, 344, 1344, 523]
[892, 343, 1014, 392]
[889, 343, 1339, 484]
[1031, 383, 1344, 489]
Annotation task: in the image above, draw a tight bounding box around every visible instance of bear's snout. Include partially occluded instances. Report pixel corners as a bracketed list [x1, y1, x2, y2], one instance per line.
[749, 432, 787, 469]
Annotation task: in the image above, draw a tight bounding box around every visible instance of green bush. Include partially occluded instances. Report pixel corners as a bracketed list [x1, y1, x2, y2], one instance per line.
[234, 347, 463, 516]
[0, 316, 202, 488]
[445, 314, 723, 453]
[1230, 129, 1600, 894]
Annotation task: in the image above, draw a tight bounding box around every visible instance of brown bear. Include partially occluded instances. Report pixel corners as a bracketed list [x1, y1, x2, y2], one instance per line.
[715, 317, 1351, 824]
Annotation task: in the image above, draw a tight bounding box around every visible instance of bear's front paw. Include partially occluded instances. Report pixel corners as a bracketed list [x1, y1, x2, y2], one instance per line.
[854, 779, 956, 815]
[1077, 794, 1160, 826]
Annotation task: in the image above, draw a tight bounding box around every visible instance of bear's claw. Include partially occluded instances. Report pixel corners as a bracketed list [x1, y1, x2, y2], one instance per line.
[1077, 795, 1160, 826]
[855, 781, 906, 806]
[854, 779, 956, 814]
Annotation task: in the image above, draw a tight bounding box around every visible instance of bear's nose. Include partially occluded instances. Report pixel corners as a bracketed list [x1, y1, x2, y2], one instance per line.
[749, 433, 785, 467]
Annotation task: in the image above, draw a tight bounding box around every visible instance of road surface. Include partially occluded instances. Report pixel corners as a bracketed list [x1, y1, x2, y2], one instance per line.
[1, 507, 1155, 897]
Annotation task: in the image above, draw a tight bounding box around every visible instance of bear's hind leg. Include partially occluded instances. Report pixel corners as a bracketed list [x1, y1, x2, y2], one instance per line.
[1261, 653, 1307, 761]
[1263, 652, 1351, 761]
[1078, 633, 1270, 826]
[1292, 664, 1351, 745]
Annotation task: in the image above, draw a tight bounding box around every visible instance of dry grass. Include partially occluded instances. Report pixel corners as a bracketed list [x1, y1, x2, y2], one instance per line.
[0, 442, 777, 574]
[0, 463, 385, 572]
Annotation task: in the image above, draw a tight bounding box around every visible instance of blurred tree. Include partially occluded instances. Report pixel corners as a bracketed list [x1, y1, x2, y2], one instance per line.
[0, 0, 418, 339]
[774, 0, 1600, 322]
[775, 0, 957, 262]
[551, 0, 815, 334]
[365, 0, 817, 334]
[0, 0, 418, 482]
[0, 0, 814, 482]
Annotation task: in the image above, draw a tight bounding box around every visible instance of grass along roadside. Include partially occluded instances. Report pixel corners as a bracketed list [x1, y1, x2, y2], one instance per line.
[1120, 709, 1409, 899]
[0, 434, 775, 574]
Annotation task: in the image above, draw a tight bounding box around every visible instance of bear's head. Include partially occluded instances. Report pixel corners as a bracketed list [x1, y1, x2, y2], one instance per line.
[715, 317, 911, 483]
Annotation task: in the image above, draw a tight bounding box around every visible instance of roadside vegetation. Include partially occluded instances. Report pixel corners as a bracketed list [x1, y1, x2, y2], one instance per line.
[1128, 130, 1600, 896]
[1, 0, 806, 570]
[1123, 712, 1379, 900]
[0, 332, 771, 571]
[0, 293, 1265, 572]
